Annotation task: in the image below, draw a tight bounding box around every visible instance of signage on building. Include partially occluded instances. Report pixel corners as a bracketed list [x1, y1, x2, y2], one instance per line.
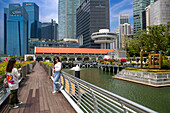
[26, 4, 32, 5]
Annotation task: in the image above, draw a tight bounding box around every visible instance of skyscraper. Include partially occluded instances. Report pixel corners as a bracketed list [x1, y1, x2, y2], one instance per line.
[76, 0, 110, 48]
[41, 19, 58, 41]
[118, 14, 130, 49]
[114, 28, 119, 49]
[4, 3, 28, 56]
[58, 0, 83, 40]
[23, 2, 39, 39]
[150, 0, 170, 26]
[133, 0, 150, 34]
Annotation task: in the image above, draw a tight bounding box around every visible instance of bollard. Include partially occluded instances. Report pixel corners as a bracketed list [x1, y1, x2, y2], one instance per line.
[74, 65, 81, 79]
[73, 65, 81, 99]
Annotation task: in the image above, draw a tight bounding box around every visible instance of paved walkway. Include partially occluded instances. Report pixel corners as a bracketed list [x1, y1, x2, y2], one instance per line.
[9, 63, 75, 113]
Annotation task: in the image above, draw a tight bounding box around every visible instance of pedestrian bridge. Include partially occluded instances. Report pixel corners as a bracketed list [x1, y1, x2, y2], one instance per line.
[0, 63, 157, 113]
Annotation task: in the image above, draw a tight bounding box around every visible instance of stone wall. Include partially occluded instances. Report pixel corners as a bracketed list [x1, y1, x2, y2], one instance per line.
[115, 70, 170, 86]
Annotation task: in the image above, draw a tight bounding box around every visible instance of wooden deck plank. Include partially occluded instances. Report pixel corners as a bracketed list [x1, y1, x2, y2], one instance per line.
[9, 63, 75, 113]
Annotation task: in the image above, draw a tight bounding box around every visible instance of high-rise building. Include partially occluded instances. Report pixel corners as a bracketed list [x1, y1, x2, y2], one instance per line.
[133, 0, 150, 34]
[150, 0, 170, 26]
[145, 5, 151, 29]
[113, 28, 119, 49]
[120, 23, 131, 36]
[77, 0, 110, 48]
[4, 3, 28, 56]
[41, 19, 58, 41]
[58, 0, 84, 40]
[118, 14, 130, 49]
[4, 8, 8, 55]
[23, 2, 39, 39]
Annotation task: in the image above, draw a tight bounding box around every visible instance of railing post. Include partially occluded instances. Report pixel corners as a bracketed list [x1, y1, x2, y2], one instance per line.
[69, 78, 72, 95]
[75, 82, 81, 107]
[49, 66, 52, 79]
[120, 102, 128, 113]
[61, 73, 66, 90]
[22, 65, 27, 79]
[91, 89, 98, 113]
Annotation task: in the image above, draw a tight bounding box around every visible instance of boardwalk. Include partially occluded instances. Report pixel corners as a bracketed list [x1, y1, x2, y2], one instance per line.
[9, 63, 75, 113]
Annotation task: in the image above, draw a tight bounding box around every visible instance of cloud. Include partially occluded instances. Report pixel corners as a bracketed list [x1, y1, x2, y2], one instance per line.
[110, 0, 133, 31]
[40, 14, 58, 23]
[38, 0, 58, 23]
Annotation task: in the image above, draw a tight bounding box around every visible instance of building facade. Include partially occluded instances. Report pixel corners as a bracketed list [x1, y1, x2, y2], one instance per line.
[41, 19, 58, 41]
[120, 23, 131, 36]
[113, 28, 119, 49]
[150, 0, 170, 26]
[133, 0, 150, 34]
[77, 0, 110, 49]
[58, 0, 84, 40]
[91, 29, 117, 49]
[23, 2, 39, 39]
[118, 14, 130, 49]
[4, 3, 28, 56]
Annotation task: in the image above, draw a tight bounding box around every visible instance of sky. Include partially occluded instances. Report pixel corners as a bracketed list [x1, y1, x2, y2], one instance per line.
[0, 0, 133, 54]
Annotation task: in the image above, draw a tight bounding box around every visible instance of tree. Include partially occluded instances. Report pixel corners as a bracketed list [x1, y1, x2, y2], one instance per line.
[128, 22, 170, 54]
[147, 24, 169, 53]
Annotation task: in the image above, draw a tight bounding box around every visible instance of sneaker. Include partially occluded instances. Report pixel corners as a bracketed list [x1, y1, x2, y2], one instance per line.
[52, 91, 57, 94]
[16, 102, 23, 105]
[58, 86, 63, 92]
[9, 104, 19, 109]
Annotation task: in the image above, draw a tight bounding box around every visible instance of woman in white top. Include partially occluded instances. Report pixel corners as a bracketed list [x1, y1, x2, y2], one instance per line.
[52, 57, 63, 93]
[6, 58, 22, 109]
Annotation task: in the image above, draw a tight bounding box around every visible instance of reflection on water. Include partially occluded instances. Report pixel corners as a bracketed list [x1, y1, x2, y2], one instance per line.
[63, 68, 170, 113]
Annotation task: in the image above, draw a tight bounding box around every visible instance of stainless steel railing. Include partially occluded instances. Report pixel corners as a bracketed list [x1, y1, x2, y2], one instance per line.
[41, 62, 157, 113]
[60, 71, 157, 113]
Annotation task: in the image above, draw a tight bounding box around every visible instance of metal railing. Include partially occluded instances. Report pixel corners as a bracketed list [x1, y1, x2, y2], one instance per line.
[60, 71, 157, 113]
[40, 62, 157, 113]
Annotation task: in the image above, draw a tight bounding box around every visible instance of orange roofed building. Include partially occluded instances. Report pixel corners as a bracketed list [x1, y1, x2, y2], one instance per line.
[25, 47, 115, 61]
[35, 47, 114, 55]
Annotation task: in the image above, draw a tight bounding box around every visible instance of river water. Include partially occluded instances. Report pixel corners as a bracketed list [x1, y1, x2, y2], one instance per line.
[63, 68, 170, 113]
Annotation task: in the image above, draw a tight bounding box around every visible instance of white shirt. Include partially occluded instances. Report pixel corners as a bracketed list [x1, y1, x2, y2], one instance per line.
[7, 68, 20, 90]
[54, 62, 62, 72]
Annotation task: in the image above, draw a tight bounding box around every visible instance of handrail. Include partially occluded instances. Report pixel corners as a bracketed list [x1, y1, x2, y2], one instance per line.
[60, 71, 157, 113]
[41, 62, 157, 113]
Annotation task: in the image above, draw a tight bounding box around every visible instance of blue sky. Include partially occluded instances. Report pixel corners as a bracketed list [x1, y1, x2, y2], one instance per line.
[0, 0, 133, 53]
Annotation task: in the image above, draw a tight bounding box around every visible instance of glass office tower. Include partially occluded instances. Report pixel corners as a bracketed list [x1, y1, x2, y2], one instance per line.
[23, 2, 39, 39]
[58, 0, 84, 40]
[77, 0, 110, 48]
[41, 19, 58, 41]
[4, 3, 28, 56]
[133, 0, 150, 34]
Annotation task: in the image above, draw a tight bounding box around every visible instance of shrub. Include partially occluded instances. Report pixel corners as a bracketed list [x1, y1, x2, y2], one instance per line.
[112, 62, 115, 65]
[162, 60, 170, 69]
[106, 62, 110, 65]
[101, 61, 104, 64]
[133, 55, 136, 61]
[131, 62, 136, 65]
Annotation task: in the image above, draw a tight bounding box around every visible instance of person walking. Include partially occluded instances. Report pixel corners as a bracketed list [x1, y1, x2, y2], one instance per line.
[6, 58, 22, 109]
[52, 57, 63, 94]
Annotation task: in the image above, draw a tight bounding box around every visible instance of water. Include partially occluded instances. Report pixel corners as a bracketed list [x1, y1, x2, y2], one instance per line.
[63, 68, 170, 113]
